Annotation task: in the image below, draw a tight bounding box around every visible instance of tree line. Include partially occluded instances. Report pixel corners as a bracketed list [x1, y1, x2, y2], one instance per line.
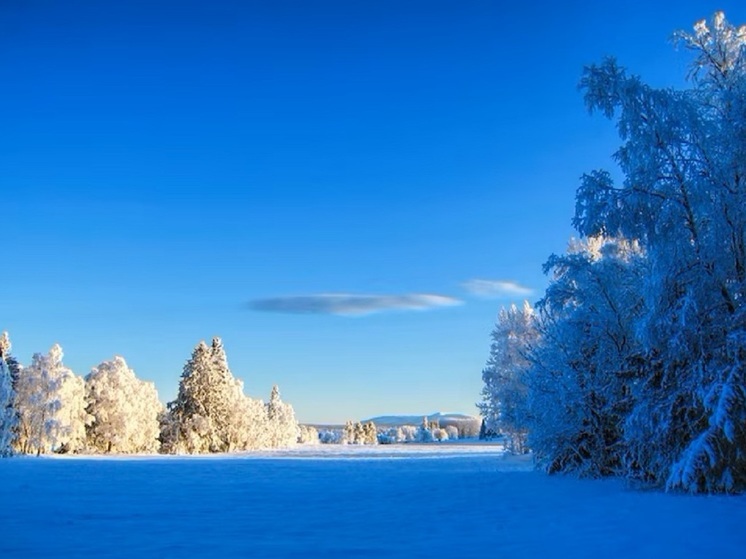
[479, 13, 746, 493]
[0, 332, 311, 456]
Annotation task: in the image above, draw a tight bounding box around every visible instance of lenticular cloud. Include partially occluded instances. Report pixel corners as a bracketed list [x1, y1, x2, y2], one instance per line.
[462, 279, 533, 298]
[249, 293, 462, 316]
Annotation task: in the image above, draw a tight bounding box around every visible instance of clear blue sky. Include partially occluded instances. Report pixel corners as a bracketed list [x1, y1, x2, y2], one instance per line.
[2, 1, 742, 423]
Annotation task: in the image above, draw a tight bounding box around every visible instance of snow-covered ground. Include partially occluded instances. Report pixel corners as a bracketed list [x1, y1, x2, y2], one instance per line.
[1, 444, 744, 558]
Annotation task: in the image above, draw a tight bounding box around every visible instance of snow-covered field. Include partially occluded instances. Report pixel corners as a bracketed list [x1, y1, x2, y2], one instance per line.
[1, 444, 744, 558]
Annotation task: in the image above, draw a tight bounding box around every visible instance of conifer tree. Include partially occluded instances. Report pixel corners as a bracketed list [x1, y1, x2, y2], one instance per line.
[169, 338, 239, 453]
[166, 337, 283, 453]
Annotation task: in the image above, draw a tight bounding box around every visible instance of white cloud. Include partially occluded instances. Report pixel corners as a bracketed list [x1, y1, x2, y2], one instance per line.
[462, 279, 533, 299]
[249, 293, 462, 316]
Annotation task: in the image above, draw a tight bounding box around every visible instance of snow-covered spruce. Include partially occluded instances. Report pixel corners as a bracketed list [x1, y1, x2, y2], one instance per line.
[163, 337, 300, 453]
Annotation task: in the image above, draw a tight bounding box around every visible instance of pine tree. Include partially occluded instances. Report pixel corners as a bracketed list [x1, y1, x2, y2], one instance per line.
[166, 337, 275, 453]
[169, 339, 232, 453]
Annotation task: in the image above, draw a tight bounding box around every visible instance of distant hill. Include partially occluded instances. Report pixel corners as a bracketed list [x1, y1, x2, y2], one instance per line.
[307, 413, 482, 434]
[363, 412, 480, 427]
[305, 413, 482, 439]
[363, 412, 479, 427]
[363, 413, 481, 438]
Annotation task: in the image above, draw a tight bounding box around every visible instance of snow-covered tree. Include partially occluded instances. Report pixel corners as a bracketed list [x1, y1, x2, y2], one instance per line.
[527, 236, 645, 474]
[570, 12, 746, 491]
[158, 408, 181, 454]
[85, 356, 162, 453]
[298, 424, 319, 444]
[340, 419, 378, 445]
[165, 337, 294, 453]
[342, 420, 354, 444]
[433, 427, 449, 442]
[265, 384, 299, 448]
[0, 332, 21, 389]
[478, 301, 537, 454]
[378, 427, 403, 444]
[14, 344, 90, 454]
[362, 421, 378, 445]
[504, 12, 746, 492]
[0, 333, 8, 359]
[319, 428, 343, 444]
[226, 384, 269, 451]
[0, 338, 17, 457]
[416, 417, 434, 443]
[444, 425, 459, 440]
[353, 421, 365, 444]
[167, 338, 251, 453]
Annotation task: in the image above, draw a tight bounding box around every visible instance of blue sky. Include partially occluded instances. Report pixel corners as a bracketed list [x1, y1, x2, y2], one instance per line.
[2, 0, 743, 423]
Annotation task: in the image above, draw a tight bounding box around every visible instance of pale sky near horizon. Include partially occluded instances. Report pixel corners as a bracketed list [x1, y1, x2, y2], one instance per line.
[2, 0, 744, 423]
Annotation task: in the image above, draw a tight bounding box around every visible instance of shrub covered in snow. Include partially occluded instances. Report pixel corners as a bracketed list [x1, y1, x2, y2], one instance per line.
[318, 429, 343, 444]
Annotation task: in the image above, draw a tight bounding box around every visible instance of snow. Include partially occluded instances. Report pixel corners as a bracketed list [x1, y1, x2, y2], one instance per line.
[1, 445, 744, 558]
